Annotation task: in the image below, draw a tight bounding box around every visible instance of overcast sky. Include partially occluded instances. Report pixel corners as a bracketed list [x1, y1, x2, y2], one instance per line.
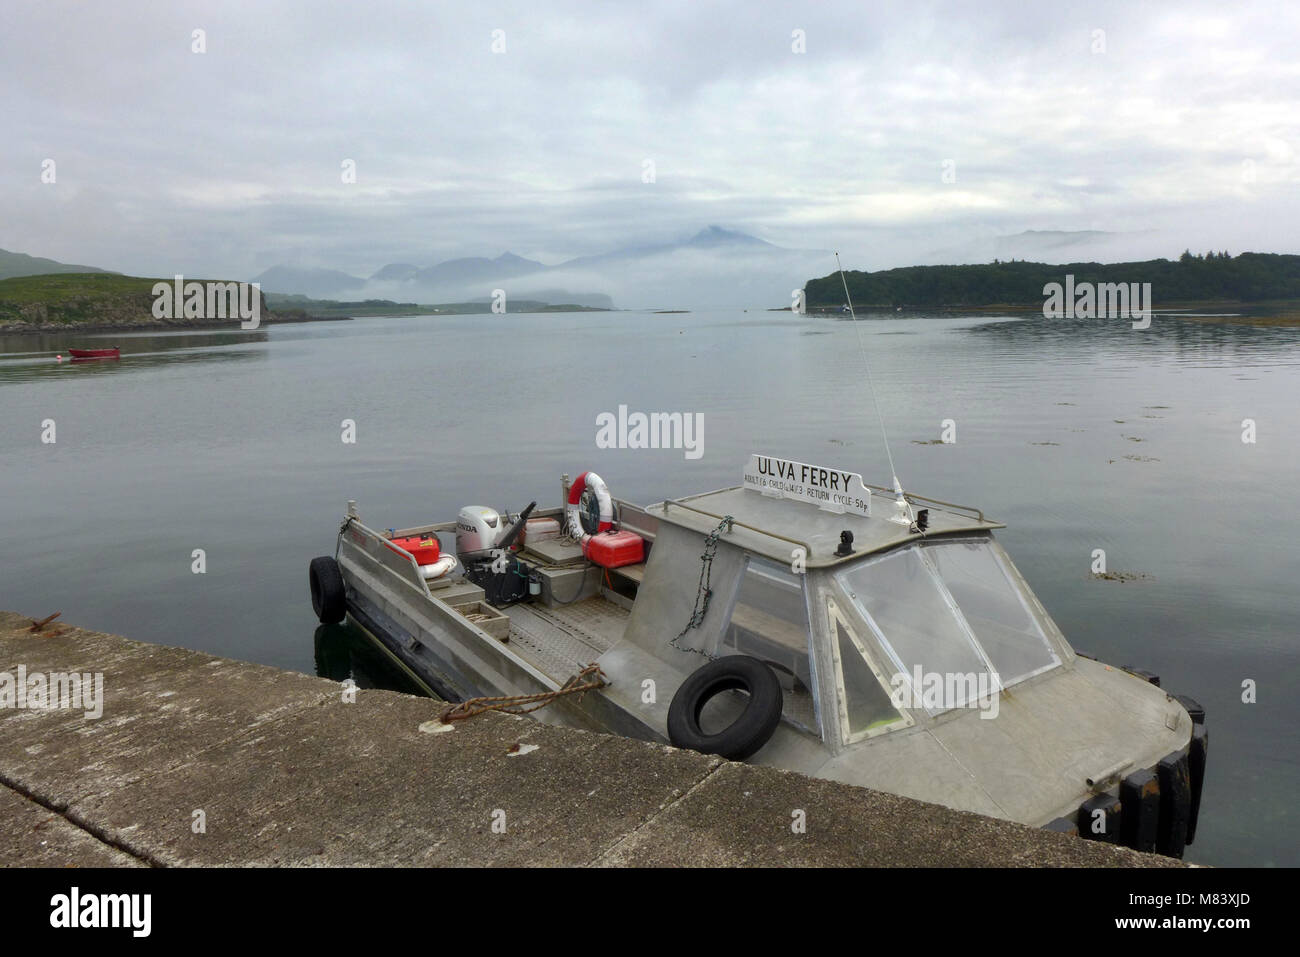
[2, 0, 1297, 281]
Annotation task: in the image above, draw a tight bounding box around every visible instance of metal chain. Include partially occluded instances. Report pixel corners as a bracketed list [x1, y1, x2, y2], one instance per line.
[669, 515, 733, 660]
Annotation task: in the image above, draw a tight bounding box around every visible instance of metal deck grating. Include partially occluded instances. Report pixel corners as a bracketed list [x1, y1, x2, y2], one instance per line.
[503, 598, 629, 681]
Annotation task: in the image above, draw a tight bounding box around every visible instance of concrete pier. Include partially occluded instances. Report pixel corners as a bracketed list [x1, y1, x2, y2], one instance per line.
[0, 611, 1181, 867]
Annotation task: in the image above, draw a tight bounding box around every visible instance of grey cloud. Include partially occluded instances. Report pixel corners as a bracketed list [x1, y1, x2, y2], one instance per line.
[1, 0, 1296, 303]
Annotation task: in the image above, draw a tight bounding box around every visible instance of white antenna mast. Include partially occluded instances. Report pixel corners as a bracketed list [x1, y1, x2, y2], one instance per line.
[835, 252, 914, 526]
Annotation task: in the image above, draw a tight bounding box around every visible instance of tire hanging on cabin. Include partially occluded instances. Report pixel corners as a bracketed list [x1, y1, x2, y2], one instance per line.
[667, 656, 783, 761]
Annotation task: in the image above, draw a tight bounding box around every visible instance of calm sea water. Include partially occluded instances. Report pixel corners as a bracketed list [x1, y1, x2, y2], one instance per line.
[2, 310, 1296, 866]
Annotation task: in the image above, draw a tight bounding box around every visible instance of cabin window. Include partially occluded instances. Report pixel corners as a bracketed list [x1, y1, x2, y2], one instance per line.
[925, 541, 1059, 683]
[839, 546, 993, 710]
[828, 601, 911, 744]
[719, 557, 820, 736]
[836, 538, 1062, 715]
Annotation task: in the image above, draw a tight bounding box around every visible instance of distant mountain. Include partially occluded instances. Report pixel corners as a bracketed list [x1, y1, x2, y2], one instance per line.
[255, 225, 822, 309]
[369, 263, 421, 281]
[413, 251, 548, 285]
[684, 225, 775, 248]
[496, 251, 547, 269]
[558, 226, 777, 270]
[275, 226, 780, 295]
[358, 253, 549, 286]
[250, 265, 366, 298]
[0, 248, 112, 280]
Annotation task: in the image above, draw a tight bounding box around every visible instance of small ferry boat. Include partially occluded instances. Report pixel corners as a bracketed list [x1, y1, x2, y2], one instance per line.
[309, 454, 1207, 857]
[67, 347, 120, 359]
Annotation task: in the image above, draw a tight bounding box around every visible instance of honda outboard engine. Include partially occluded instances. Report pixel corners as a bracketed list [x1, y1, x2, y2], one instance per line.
[456, 506, 501, 561]
[459, 502, 538, 608]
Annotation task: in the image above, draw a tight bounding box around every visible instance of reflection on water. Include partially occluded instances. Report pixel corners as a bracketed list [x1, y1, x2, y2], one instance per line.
[313, 622, 426, 696]
[0, 330, 269, 383]
[965, 313, 1300, 358]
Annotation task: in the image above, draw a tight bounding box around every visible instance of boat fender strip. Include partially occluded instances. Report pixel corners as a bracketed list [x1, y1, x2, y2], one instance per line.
[1077, 792, 1122, 845]
[1173, 693, 1206, 725]
[1120, 768, 1161, 853]
[1156, 751, 1192, 858]
[1120, 666, 1161, 686]
[1186, 724, 1209, 845]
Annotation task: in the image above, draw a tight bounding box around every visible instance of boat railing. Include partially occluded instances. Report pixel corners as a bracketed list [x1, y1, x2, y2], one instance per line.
[663, 498, 813, 555]
[339, 518, 432, 598]
[904, 492, 987, 524]
[857, 484, 988, 524]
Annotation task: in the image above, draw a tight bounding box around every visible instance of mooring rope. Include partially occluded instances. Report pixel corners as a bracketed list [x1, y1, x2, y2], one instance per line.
[28, 612, 61, 633]
[438, 662, 607, 723]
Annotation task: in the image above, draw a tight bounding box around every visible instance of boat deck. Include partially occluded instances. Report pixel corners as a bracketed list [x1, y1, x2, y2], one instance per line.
[502, 597, 630, 681]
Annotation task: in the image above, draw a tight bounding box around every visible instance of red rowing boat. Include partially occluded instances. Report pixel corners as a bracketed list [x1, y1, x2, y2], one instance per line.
[67, 347, 120, 359]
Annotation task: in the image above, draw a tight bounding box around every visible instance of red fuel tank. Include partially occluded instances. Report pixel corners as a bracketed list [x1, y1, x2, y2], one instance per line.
[583, 530, 644, 569]
[388, 534, 441, 565]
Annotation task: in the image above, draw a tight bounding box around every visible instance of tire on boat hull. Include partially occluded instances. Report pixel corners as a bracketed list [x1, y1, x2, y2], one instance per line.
[309, 556, 346, 624]
[667, 655, 782, 761]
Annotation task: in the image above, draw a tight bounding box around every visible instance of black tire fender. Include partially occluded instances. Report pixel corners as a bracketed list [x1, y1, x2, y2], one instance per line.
[309, 556, 347, 624]
[667, 655, 783, 761]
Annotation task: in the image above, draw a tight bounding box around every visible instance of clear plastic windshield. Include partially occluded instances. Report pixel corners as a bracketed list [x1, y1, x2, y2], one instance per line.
[835, 538, 1061, 714]
[718, 557, 820, 735]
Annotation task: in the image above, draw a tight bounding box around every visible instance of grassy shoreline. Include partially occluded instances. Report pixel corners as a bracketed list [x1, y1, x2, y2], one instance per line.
[0, 273, 614, 333]
[0, 273, 278, 334]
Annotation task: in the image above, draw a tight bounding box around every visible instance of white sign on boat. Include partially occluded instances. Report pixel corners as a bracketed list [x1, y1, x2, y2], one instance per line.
[742, 453, 872, 517]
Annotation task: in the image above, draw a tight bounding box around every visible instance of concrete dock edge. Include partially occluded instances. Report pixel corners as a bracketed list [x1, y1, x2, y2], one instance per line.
[0, 611, 1183, 867]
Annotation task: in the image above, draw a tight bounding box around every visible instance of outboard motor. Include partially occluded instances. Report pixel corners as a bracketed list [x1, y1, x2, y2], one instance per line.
[456, 506, 502, 561]
[459, 502, 538, 608]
